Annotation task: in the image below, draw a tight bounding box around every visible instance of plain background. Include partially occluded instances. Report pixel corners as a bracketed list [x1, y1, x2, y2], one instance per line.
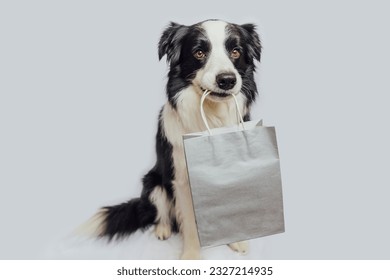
[1, 0, 389, 259]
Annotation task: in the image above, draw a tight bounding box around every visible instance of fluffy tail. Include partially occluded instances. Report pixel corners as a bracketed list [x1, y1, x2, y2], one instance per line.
[82, 197, 157, 241]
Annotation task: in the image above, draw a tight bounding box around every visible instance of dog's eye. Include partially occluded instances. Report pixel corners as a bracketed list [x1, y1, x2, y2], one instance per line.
[194, 50, 206, 60]
[231, 49, 241, 59]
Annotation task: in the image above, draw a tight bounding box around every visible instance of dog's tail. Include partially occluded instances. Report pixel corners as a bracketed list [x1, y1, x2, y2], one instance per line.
[80, 197, 157, 240]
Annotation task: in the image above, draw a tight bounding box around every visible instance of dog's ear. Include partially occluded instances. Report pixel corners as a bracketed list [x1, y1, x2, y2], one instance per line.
[240, 24, 262, 62]
[158, 22, 188, 65]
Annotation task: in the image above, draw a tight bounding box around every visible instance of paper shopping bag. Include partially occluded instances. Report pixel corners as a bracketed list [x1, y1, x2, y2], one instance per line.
[182, 91, 285, 247]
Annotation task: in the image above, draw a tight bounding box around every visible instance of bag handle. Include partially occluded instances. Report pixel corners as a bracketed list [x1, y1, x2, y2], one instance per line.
[200, 90, 246, 135]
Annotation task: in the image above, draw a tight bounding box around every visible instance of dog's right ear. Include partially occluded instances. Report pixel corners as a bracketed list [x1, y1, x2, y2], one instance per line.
[158, 22, 187, 65]
[240, 24, 262, 62]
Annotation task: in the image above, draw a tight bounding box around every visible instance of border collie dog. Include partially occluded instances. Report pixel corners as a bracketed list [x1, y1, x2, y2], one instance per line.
[94, 19, 261, 259]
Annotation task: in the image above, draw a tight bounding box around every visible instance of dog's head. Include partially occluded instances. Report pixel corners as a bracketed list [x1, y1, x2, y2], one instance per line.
[159, 19, 261, 106]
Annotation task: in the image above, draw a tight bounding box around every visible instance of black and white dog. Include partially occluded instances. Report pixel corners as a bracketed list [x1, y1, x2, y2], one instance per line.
[93, 19, 261, 259]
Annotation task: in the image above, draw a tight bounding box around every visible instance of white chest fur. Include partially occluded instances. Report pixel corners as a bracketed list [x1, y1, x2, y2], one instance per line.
[161, 86, 247, 148]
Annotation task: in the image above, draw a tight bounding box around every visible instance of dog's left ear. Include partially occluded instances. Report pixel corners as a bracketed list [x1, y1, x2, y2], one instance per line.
[158, 22, 188, 65]
[240, 24, 262, 62]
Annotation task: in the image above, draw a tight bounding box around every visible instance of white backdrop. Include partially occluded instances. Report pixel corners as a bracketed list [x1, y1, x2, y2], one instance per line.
[1, 0, 389, 259]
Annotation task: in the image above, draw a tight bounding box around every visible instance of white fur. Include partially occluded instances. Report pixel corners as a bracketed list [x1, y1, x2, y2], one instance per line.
[228, 241, 249, 255]
[76, 210, 106, 237]
[149, 186, 174, 240]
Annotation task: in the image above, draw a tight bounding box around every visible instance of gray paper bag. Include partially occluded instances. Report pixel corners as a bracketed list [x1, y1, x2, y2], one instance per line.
[183, 91, 285, 247]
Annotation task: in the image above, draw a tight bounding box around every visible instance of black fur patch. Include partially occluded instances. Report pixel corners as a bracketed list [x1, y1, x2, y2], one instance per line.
[101, 198, 157, 241]
[159, 22, 210, 107]
[100, 109, 177, 240]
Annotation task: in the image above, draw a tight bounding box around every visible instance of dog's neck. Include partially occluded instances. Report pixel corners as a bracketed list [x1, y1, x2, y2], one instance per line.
[162, 86, 247, 147]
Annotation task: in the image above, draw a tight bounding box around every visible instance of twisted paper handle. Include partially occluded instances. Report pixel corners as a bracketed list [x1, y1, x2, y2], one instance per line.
[200, 90, 245, 135]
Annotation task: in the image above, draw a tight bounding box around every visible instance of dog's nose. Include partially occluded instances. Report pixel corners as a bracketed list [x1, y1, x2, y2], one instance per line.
[216, 73, 237, 90]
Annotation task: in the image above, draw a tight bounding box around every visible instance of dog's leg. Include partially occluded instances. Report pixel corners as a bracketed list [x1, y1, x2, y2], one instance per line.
[172, 150, 201, 259]
[161, 103, 201, 259]
[149, 186, 172, 240]
[228, 241, 249, 255]
[175, 182, 201, 260]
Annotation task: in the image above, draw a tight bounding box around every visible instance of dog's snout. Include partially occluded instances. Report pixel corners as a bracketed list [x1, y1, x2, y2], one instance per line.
[216, 73, 237, 90]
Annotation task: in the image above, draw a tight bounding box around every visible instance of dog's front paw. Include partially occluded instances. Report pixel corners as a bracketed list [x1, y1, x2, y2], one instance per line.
[180, 249, 201, 260]
[154, 223, 172, 240]
[228, 241, 249, 255]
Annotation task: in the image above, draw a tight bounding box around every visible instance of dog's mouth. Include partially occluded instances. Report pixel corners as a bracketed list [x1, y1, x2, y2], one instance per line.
[200, 87, 232, 99]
